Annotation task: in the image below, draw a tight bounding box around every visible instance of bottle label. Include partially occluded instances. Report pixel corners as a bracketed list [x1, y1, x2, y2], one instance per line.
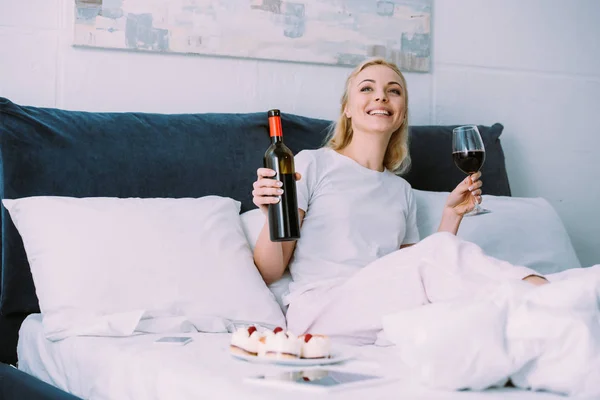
[268, 116, 283, 137]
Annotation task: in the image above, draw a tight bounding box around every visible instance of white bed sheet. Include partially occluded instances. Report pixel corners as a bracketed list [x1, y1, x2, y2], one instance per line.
[17, 314, 565, 400]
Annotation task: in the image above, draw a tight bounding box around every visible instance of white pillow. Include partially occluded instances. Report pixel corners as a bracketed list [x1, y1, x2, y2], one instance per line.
[240, 209, 292, 312]
[414, 190, 582, 274]
[3, 196, 286, 340]
[240, 208, 264, 251]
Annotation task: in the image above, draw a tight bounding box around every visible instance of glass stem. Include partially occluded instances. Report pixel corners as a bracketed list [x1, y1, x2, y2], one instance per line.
[470, 173, 481, 212]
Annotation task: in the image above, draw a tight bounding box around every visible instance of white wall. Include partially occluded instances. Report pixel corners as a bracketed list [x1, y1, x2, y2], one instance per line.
[1, 0, 598, 266]
[433, 0, 600, 268]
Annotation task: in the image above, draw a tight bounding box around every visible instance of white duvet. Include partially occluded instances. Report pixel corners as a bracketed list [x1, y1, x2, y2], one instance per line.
[381, 265, 600, 398]
[19, 314, 566, 400]
[17, 266, 600, 399]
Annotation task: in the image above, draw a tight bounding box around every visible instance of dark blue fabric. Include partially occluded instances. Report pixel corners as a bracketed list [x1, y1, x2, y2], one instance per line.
[0, 363, 82, 399]
[0, 97, 511, 365]
[0, 315, 25, 366]
[406, 124, 512, 196]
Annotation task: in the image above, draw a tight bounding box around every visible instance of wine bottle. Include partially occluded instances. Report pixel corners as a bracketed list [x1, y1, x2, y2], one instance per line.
[263, 109, 301, 242]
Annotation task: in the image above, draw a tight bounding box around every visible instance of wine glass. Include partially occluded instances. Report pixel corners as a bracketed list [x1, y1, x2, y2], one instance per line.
[452, 125, 491, 216]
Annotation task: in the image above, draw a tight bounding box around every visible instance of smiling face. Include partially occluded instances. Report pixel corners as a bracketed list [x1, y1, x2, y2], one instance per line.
[326, 58, 412, 173]
[344, 64, 406, 138]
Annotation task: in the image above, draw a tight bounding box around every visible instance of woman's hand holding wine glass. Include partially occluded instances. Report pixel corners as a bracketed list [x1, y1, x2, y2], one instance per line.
[449, 125, 491, 216]
[445, 170, 484, 216]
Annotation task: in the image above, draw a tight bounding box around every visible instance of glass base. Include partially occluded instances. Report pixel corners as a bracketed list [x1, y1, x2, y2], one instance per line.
[465, 205, 492, 217]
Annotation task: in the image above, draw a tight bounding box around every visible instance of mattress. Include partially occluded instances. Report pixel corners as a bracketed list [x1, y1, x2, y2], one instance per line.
[18, 314, 564, 400]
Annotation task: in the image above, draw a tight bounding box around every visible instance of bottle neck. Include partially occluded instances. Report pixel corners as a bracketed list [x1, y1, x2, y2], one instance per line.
[269, 116, 283, 144]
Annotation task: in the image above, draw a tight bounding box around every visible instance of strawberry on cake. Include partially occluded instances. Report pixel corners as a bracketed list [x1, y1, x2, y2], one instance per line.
[229, 326, 261, 356]
[299, 333, 331, 359]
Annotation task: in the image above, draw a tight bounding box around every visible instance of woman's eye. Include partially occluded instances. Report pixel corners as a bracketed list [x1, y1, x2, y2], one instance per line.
[360, 86, 372, 92]
[389, 89, 402, 95]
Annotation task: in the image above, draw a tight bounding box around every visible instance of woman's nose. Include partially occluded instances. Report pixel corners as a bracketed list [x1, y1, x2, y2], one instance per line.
[375, 90, 388, 102]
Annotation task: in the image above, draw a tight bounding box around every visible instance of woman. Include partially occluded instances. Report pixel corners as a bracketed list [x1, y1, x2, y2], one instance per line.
[251, 58, 547, 345]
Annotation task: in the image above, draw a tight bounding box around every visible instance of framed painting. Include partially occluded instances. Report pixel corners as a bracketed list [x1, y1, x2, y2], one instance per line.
[74, 0, 432, 71]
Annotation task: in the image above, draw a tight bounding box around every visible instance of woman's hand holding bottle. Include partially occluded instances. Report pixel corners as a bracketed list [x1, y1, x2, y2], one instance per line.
[252, 168, 301, 216]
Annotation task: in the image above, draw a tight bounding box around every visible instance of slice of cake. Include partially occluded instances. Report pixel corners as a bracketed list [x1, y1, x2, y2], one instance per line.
[230, 326, 261, 356]
[257, 329, 275, 357]
[262, 327, 302, 359]
[299, 333, 331, 359]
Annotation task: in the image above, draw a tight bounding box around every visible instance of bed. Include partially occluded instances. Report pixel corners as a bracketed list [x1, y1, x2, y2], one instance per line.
[17, 313, 570, 400]
[0, 97, 594, 399]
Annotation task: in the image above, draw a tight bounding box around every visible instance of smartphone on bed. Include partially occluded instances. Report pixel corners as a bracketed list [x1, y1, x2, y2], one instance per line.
[154, 336, 193, 346]
[244, 369, 397, 392]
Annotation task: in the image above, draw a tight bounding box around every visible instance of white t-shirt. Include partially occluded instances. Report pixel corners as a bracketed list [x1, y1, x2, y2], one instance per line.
[284, 147, 420, 305]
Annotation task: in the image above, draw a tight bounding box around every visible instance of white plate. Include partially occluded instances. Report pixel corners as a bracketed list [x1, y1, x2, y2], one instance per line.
[231, 350, 354, 366]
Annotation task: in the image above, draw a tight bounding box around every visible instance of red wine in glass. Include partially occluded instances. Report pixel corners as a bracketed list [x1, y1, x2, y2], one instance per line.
[453, 150, 485, 175]
[452, 125, 491, 215]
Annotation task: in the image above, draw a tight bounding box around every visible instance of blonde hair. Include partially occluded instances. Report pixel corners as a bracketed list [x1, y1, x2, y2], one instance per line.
[324, 57, 411, 174]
